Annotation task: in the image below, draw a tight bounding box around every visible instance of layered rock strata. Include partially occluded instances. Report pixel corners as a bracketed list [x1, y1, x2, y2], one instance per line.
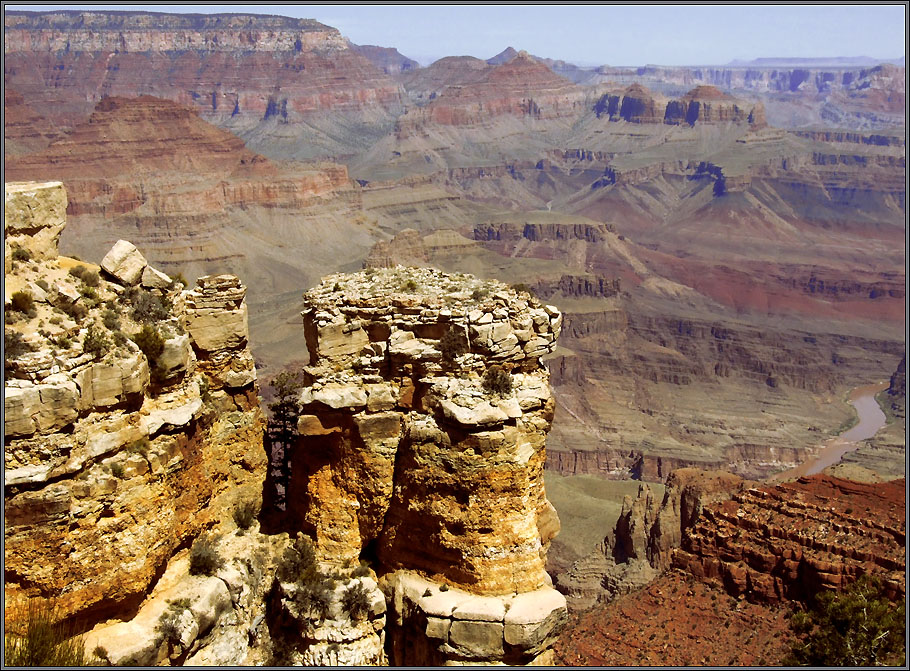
[4, 10, 403, 127]
[557, 468, 904, 611]
[556, 469, 748, 608]
[4, 181, 266, 626]
[288, 267, 567, 665]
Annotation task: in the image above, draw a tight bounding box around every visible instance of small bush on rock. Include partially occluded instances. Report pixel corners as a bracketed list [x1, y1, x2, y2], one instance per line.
[277, 535, 318, 584]
[233, 499, 258, 531]
[11, 246, 31, 262]
[189, 534, 223, 576]
[131, 324, 164, 364]
[10, 291, 34, 314]
[340, 583, 371, 621]
[482, 365, 512, 396]
[57, 300, 88, 321]
[127, 288, 170, 324]
[294, 578, 333, 621]
[83, 324, 110, 360]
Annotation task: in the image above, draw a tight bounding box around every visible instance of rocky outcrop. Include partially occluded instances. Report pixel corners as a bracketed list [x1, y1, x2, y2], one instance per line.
[4, 180, 67, 263]
[398, 51, 585, 130]
[558, 469, 905, 611]
[4, 181, 266, 628]
[286, 266, 566, 665]
[593, 84, 765, 127]
[887, 356, 905, 418]
[556, 469, 748, 608]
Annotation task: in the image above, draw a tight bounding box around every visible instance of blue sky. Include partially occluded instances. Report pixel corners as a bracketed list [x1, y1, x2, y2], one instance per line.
[5, 3, 907, 66]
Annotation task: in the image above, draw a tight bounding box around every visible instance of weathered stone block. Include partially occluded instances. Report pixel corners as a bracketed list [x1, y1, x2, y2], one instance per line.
[448, 619, 504, 658]
[101, 239, 148, 286]
[4, 181, 67, 260]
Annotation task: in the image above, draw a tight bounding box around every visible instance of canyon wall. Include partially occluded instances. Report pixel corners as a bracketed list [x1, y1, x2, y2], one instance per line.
[4, 10, 403, 133]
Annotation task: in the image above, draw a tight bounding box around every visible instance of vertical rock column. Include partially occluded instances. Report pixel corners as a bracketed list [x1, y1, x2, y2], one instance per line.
[289, 267, 567, 665]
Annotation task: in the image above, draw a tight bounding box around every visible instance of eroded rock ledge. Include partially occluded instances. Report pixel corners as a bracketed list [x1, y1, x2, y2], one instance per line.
[289, 267, 567, 665]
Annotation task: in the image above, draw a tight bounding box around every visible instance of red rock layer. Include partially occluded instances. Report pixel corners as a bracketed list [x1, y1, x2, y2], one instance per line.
[674, 475, 906, 604]
[400, 52, 585, 130]
[4, 96, 350, 218]
[3, 88, 64, 156]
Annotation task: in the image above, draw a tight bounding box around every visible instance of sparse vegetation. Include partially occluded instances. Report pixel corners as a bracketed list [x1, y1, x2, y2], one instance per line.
[57, 300, 88, 321]
[110, 462, 124, 479]
[5, 329, 34, 375]
[233, 499, 258, 531]
[340, 583, 371, 621]
[277, 535, 318, 584]
[102, 309, 121, 331]
[124, 287, 170, 324]
[4, 598, 88, 667]
[10, 290, 35, 314]
[471, 287, 489, 301]
[155, 599, 192, 650]
[131, 324, 165, 363]
[783, 576, 905, 667]
[83, 324, 110, 360]
[293, 578, 334, 621]
[11, 246, 31, 262]
[189, 534, 224, 576]
[482, 364, 512, 396]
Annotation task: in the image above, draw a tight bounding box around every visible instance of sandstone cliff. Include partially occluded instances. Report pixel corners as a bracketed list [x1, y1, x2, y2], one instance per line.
[286, 267, 567, 665]
[4, 181, 266, 632]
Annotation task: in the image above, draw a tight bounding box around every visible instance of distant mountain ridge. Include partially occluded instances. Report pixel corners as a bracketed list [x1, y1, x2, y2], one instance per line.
[728, 56, 905, 68]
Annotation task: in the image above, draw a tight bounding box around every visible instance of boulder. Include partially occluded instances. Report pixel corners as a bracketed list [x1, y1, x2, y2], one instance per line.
[141, 265, 172, 289]
[101, 240, 148, 286]
[4, 181, 67, 260]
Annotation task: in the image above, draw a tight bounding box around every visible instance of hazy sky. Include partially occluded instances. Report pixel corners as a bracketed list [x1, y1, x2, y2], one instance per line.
[5, 3, 907, 66]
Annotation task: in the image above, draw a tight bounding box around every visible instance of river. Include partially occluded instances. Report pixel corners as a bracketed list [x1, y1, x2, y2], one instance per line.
[771, 380, 889, 481]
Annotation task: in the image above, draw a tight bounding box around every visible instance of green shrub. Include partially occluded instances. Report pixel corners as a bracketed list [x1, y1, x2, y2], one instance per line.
[482, 365, 512, 396]
[439, 326, 467, 362]
[294, 578, 333, 621]
[189, 535, 223, 576]
[10, 290, 34, 314]
[79, 285, 98, 301]
[340, 583, 371, 621]
[277, 535, 318, 584]
[83, 324, 110, 361]
[233, 499, 258, 531]
[131, 324, 164, 364]
[110, 462, 124, 479]
[127, 288, 170, 324]
[102, 309, 121, 331]
[471, 287, 488, 301]
[3, 598, 88, 667]
[112, 330, 128, 348]
[58, 300, 88, 321]
[11, 246, 31, 262]
[127, 438, 150, 455]
[155, 600, 190, 648]
[784, 575, 905, 666]
[352, 564, 371, 578]
[81, 269, 100, 288]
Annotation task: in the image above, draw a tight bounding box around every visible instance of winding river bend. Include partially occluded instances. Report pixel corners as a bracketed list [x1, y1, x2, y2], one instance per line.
[772, 381, 889, 481]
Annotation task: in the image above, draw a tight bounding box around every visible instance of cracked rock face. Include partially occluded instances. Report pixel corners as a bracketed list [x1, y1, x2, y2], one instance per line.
[287, 266, 566, 664]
